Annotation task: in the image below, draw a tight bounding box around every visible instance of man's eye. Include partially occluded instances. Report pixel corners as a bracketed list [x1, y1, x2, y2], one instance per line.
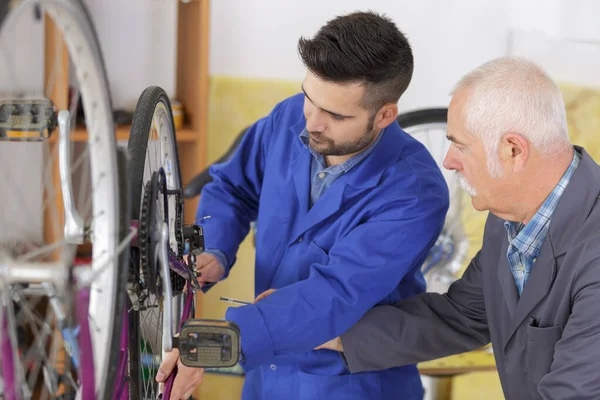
[331, 114, 345, 121]
[453, 143, 464, 152]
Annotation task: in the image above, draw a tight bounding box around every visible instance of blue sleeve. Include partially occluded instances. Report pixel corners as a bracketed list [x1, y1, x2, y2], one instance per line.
[198, 249, 228, 292]
[195, 103, 282, 273]
[225, 185, 449, 368]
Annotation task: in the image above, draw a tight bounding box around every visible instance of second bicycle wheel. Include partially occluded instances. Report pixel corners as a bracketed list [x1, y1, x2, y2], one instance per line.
[127, 86, 186, 399]
[397, 108, 475, 293]
[0, 1, 127, 399]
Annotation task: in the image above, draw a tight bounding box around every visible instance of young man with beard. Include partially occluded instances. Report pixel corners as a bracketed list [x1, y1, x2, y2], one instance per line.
[156, 10, 449, 400]
[318, 56, 600, 399]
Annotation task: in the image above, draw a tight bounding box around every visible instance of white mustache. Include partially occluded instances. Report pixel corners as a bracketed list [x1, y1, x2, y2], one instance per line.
[455, 172, 477, 197]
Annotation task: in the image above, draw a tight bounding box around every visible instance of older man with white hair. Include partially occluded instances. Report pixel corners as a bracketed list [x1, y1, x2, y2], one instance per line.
[317, 56, 600, 399]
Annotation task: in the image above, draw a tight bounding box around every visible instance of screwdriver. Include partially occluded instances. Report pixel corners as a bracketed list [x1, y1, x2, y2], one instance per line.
[219, 296, 252, 305]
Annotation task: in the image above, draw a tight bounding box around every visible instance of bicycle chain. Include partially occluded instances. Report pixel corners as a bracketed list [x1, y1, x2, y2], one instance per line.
[138, 179, 155, 293]
[170, 190, 186, 293]
[138, 173, 186, 295]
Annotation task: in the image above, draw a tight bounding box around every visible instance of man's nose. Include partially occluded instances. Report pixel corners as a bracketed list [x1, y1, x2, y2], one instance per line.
[443, 148, 461, 171]
[305, 112, 326, 133]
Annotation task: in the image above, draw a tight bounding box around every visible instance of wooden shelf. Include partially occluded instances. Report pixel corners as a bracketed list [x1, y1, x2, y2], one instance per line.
[48, 124, 201, 143]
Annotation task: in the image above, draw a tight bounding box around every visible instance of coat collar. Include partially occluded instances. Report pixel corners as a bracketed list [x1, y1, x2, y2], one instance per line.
[289, 118, 407, 190]
[287, 118, 408, 241]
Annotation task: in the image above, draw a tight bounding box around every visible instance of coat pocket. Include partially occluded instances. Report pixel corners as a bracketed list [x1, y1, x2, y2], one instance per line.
[307, 240, 330, 265]
[525, 321, 564, 393]
[297, 370, 382, 400]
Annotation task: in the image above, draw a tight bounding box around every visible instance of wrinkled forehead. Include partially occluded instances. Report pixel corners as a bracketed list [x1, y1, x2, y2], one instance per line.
[447, 91, 471, 141]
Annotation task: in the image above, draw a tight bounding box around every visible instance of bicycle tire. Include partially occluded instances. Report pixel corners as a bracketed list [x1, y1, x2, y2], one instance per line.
[127, 85, 183, 399]
[397, 108, 448, 127]
[396, 107, 470, 292]
[106, 147, 131, 400]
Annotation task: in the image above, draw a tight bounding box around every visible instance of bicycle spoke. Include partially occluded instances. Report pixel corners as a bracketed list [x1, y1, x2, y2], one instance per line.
[2, 286, 26, 399]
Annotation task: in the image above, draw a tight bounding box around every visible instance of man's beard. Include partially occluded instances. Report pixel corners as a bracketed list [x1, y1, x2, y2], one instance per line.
[456, 171, 477, 197]
[309, 113, 377, 156]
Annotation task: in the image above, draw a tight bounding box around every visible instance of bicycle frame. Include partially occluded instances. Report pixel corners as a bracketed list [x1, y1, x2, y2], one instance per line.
[0, 281, 95, 400]
[0, 256, 196, 400]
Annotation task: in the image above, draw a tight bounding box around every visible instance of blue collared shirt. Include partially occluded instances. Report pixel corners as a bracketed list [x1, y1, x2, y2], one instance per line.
[299, 128, 385, 207]
[504, 149, 581, 295]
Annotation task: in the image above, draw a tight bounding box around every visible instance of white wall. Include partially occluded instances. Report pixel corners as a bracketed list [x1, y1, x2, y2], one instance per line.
[0, 1, 177, 110]
[0, 2, 44, 97]
[209, 0, 510, 111]
[508, 0, 600, 88]
[83, 0, 178, 111]
[209, 0, 600, 111]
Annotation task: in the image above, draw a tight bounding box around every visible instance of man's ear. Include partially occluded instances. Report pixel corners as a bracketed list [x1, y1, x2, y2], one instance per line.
[375, 103, 398, 129]
[501, 132, 529, 172]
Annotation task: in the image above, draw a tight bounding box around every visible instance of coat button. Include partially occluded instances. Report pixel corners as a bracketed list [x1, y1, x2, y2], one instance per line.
[297, 237, 303, 243]
[270, 364, 276, 371]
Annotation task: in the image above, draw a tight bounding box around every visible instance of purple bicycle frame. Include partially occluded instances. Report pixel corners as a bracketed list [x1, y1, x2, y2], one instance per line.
[163, 282, 195, 399]
[112, 253, 196, 399]
[1, 311, 18, 400]
[0, 286, 95, 400]
[76, 287, 96, 399]
[0, 245, 198, 399]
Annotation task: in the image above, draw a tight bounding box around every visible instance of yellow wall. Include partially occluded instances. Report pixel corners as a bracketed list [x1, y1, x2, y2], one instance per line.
[195, 76, 600, 399]
[196, 76, 300, 399]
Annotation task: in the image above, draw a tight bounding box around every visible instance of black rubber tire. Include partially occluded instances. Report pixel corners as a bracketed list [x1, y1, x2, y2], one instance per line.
[0, 1, 9, 33]
[128, 86, 182, 218]
[183, 126, 248, 198]
[396, 108, 448, 128]
[103, 147, 132, 400]
[126, 86, 182, 400]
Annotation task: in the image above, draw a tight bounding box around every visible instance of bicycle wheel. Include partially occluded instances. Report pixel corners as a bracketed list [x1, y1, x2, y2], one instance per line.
[397, 108, 479, 293]
[0, 1, 126, 399]
[127, 85, 185, 399]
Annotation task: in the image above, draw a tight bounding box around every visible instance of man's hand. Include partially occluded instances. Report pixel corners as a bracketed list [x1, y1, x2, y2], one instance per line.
[315, 336, 344, 352]
[156, 348, 205, 400]
[254, 288, 277, 303]
[194, 253, 225, 287]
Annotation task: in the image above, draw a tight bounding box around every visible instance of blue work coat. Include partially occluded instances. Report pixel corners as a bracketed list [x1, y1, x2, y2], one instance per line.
[197, 93, 449, 399]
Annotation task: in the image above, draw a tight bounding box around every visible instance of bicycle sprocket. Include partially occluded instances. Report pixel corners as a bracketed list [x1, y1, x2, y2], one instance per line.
[138, 169, 186, 295]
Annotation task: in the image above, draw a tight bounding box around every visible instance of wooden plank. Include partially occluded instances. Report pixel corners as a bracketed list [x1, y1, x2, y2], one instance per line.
[47, 125, 201, 143]
[42, 13, 69, 398]
[176, 0, 209, 133]
[176, 0, 209, 229]
[43, 14, 68, 255]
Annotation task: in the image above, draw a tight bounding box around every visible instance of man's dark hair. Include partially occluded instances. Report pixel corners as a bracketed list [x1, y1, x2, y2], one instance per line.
[298, 11, 414, 112]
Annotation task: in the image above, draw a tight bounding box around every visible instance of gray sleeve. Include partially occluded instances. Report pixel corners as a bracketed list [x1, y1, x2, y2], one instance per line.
[341, 251, 491, 373]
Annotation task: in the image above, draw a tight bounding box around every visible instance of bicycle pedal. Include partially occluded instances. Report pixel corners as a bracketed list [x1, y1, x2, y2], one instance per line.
[172, 319, 240, 368]
[0, 98, 57, 141]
